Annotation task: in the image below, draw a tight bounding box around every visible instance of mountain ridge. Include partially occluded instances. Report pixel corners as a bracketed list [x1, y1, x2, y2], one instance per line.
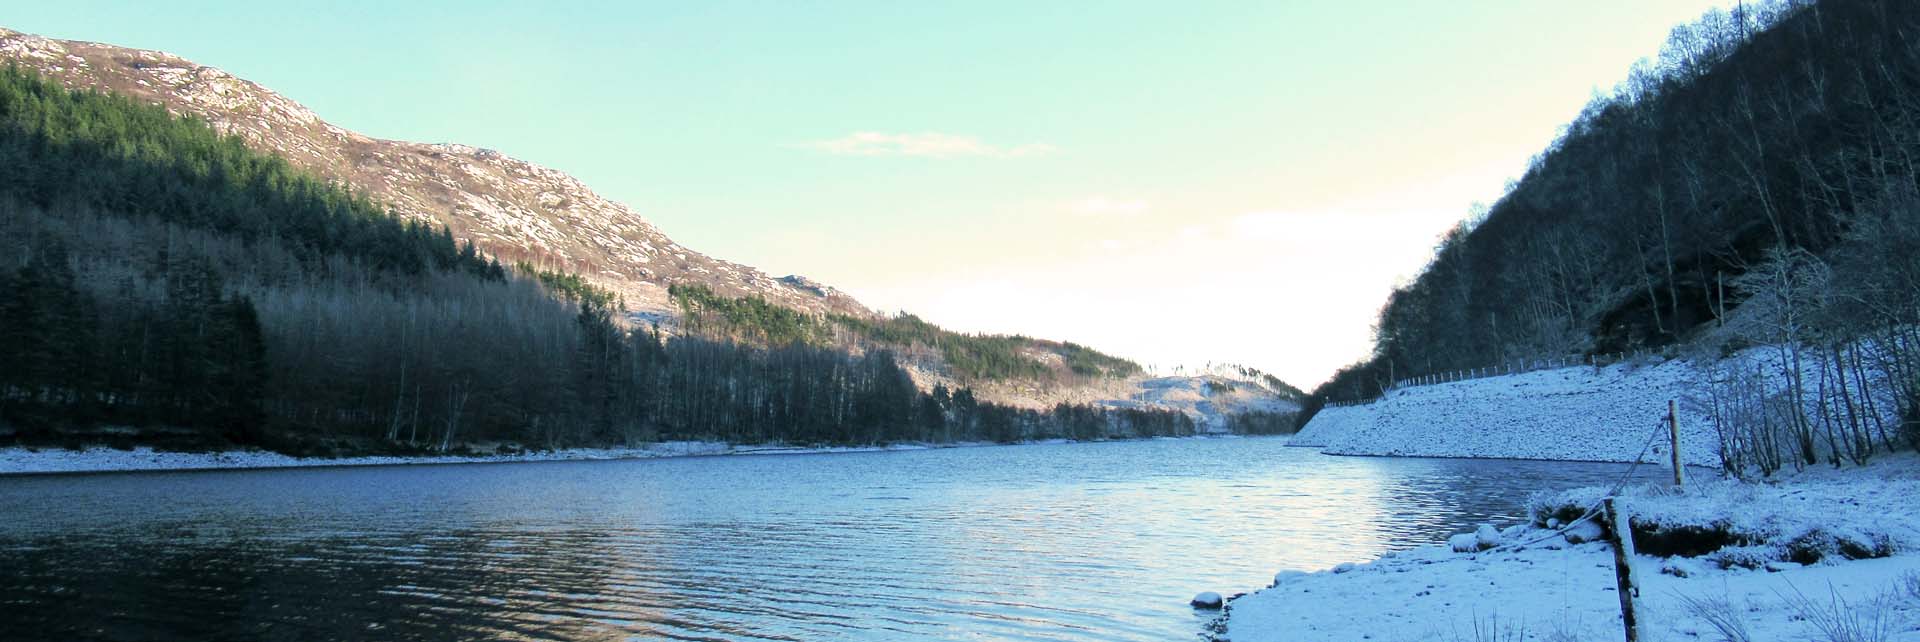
[0, 26, 867, 317]
[0, 25, 1304, 420]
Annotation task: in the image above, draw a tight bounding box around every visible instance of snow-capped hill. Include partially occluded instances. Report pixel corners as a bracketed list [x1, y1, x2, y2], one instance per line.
[0, 26, 867, 316]
[1159, 363, 1305, 400]
[950, 372, 1300, 432]
[1121, 376, 1301, 433]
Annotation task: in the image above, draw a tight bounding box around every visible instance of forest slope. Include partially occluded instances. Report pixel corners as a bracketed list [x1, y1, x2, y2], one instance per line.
[0, 26, 861, 316]
[0, 26, 1296, 415]
[1308, 0, 1920, 428]
[0, 63, 1209, 456]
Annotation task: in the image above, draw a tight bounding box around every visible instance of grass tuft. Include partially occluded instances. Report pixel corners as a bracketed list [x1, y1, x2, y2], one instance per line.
[1452, 612, 1527, 642]
[1675, 592, 1753, 642]
[1776, 581, 1897, 642]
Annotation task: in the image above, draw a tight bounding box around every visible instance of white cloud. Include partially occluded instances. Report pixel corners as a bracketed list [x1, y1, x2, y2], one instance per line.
[1068, 196, 1150, 217]
[794, 131, 1056, 158]
[843, 206, 1465, 388]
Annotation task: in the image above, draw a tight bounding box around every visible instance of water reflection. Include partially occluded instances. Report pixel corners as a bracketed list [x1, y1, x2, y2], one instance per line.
[0, 439, 1669, 641]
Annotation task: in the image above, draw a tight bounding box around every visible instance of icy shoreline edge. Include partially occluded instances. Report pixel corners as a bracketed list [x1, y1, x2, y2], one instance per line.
[0, 435, 1245, 476]
[1214, 461, 1920, 641]
[0, 440, 986, 476]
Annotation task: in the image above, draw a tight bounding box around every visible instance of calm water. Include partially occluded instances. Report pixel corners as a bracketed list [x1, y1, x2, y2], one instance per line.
[0, 437, 1663, 641]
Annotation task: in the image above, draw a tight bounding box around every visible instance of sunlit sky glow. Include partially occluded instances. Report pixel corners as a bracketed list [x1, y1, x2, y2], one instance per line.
[5, 1, 1740, 387]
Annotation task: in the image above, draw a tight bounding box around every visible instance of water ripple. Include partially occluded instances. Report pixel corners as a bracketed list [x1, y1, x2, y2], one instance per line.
[0, 438, 1669, 641]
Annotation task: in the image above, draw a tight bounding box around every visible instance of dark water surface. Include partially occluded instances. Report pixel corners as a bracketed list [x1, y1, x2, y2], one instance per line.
[0, 437, 1663, 641]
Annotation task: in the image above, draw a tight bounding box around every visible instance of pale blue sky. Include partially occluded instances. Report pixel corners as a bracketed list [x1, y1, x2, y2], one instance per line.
[4, 1, 1737, 386]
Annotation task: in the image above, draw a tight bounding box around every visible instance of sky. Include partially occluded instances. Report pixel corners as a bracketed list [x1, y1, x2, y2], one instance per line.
[2, 1, 1740, 388]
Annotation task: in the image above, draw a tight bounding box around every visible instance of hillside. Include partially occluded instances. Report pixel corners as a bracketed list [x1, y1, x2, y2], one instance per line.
[0, 51, 1289, 456]
[0, 26, 864, 317]
[666, 283, 1302, 421]
[0, 26, 1301, 419]
[0, 61, 1223, 455]
[1307, 0, 1920, 428]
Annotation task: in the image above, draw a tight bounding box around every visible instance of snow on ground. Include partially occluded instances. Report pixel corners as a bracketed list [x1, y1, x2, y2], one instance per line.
[1220, 459, 1920, 642]
[1290, 345, 1898, 466]
[1293, 356, 1722, 465]
[0, 441, 982, 476]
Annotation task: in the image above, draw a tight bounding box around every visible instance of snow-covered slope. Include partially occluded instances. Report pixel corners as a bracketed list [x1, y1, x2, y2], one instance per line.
[1293, 345, 1901, 467]
[1294, 357, 1724, 465]
[1285, 403, 1367, 448]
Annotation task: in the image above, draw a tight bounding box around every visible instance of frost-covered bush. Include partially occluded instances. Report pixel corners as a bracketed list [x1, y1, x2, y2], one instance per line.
[1783, 526, 1897, 565]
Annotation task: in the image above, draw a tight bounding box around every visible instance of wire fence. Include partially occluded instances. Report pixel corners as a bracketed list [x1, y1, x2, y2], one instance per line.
[1321, 347, 1679, 409]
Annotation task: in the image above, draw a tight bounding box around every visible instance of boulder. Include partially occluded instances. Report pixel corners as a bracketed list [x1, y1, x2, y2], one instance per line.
[1449, 532, 1479, 553]
[1190, 591, 1224, 609]
[1474, 524, 1504, 549]
[1563, 519, 1607, 544]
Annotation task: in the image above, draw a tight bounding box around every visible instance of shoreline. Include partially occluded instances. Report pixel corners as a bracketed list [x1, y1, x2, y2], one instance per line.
[1213, 456, 1920, 642]
[0, 434, 1245, 477]
[0, 440, 990, 477]
[1299, 448, 1723, 469]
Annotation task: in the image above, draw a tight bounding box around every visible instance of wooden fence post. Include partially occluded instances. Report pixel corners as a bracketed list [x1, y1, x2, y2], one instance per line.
[1668, 400, 1684, 487]
[1606, 497, 1644, 642]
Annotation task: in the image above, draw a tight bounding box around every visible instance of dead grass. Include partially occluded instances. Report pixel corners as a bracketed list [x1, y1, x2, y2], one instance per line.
[1676, 592, 1754, 642]
[1777, 581, 1898, 642]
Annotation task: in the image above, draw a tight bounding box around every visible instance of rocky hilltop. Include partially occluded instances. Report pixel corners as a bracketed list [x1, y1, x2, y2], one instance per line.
[0, 27, 865, 316]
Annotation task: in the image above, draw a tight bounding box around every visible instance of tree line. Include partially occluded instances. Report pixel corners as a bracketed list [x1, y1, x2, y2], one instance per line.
[0, 64, 1194, 455]
[671, 283, 1143, 382]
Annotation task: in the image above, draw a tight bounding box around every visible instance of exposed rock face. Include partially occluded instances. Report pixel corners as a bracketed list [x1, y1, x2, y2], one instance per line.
[0, 26, 868, 316]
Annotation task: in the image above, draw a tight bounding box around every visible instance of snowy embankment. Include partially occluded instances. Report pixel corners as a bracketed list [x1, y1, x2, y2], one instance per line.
[1218, 460, 1920, 642]
[1290, 347, 1892, 467]
[0, 440, 972, 476]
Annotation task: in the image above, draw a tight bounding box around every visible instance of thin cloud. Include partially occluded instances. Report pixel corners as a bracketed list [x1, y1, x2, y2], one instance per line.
[795, 132, 1056, 158]
[1069, 196, 1150, 217]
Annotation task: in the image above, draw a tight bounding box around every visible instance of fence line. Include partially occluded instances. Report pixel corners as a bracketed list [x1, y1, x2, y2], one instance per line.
[1321, 348, 1677, 409]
